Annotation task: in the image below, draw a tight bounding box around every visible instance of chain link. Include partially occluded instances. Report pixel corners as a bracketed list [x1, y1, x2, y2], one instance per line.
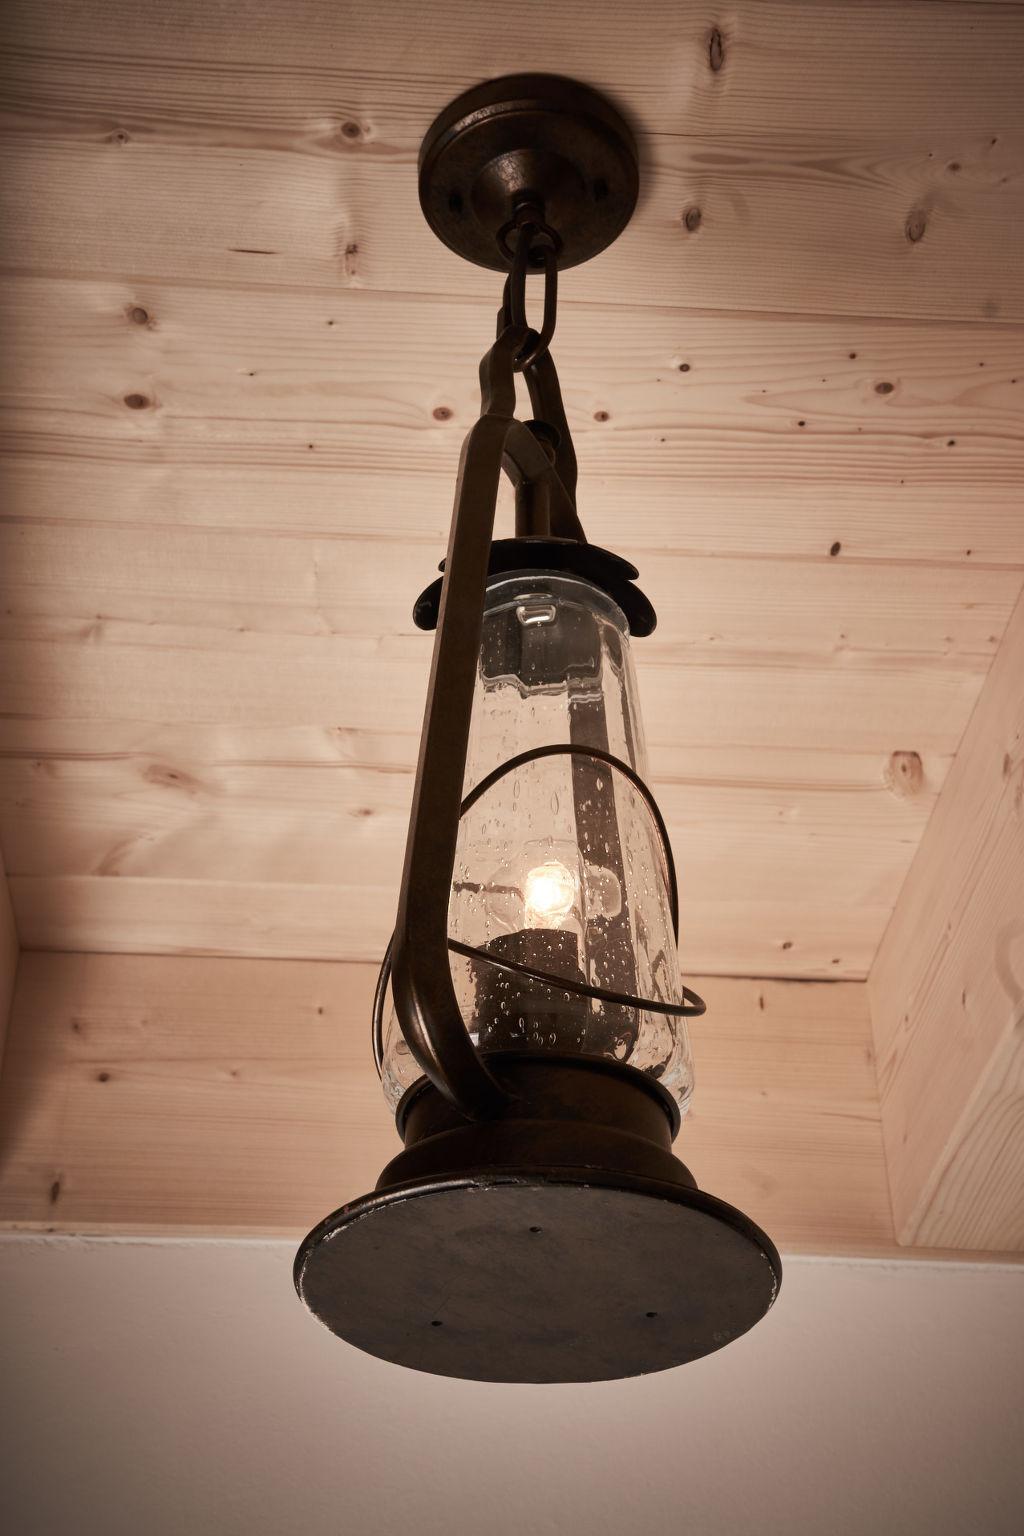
[498, 207, 560, 371]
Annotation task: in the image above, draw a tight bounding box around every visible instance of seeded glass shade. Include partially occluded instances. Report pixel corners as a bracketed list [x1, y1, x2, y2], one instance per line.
[382, 572, 694, 1111]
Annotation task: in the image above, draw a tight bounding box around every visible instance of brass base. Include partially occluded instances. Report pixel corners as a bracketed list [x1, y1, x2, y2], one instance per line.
[418, 73, 639, 271]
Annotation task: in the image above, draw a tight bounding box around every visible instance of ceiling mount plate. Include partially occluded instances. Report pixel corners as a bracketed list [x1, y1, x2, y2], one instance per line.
[418, 74, 639, 272]
[295, 1170, 780, 1384]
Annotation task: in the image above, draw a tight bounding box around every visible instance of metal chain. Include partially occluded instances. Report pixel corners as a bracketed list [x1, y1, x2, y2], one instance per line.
[498, 207, 560, 371]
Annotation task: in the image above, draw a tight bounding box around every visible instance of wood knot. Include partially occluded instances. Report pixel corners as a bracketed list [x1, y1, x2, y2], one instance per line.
[875, 380, 895, 395]
[340, 120, 363, 141]
[143, 763, 205, 796]
[829, 541, 842, 557]
[682, 206, 702, 233]
[123, 392, 150, 410]
[127, 305, 150, 326]
[905, 209, 927, 244]
[593, 409, 610, 422]
[708, 27, 725, 71]
[884, 750, 924, 799]
[432, 405, 453, 421]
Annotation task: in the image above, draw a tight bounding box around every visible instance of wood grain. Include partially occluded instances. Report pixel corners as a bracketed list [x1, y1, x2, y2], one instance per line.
[2, 2, 1023, 320]
[869, 587, 1024, 1250]
[0, 486, 1008, 975]
[5, 458, 1024, 568]
[0, 951, 894, 1253]
[0, 875, 894, 980]
[2, 278, 1023, 494]
[0, 840, 17, 1063]
[0, 719, 944, 976]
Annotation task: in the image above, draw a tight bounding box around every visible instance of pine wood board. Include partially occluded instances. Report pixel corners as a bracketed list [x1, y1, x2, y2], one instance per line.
[2, 278, 1023, 494]
[0, 719, 941, 980]
[2, 2, 1023, 321]
[0, 841, 17, 1061]
[3, 519, 1019, 661]
[5, 458, 1024, 568]
[0, 875, 895, 980]
[0, 951, 895, 1253]
[869, 587, 1024, 1250]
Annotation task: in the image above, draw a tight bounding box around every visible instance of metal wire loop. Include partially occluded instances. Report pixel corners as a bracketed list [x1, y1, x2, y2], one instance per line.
[500, 223, 559, 372]
[372, 742, 707, 1077]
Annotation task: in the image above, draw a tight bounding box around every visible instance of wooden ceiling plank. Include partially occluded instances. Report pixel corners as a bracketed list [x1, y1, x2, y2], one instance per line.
[0, 749, 937, 904]
[0, 841, 18, 1064]
[2, 2, 1023, 321]
[2, 278, 1023, 498]
[0, 632, 993, 749]
[0, 950, 896, 1253]
[0, 721, 943, 978]
[6, 875, 889, 979]
[3, 522, 1019, 662]
[2, 137, 1020, 325]
[5, 459, 1024, 568]
[869, 587, 1024, 1251]
[6, 0, 1022, 141]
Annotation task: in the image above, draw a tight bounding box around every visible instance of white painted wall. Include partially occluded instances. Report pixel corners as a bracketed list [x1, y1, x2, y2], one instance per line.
[1, 1238, 1022, 1536]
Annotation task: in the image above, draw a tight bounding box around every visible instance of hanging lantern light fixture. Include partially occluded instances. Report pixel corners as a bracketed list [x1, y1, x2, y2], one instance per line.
[295, 74, 781, 1382]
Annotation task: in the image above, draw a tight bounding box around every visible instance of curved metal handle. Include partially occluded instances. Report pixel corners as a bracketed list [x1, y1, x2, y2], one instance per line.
[390, 324, 581, 1120]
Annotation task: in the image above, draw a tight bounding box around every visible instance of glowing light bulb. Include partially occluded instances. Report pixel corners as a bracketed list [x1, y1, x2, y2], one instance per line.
[523, 860, 577, 926]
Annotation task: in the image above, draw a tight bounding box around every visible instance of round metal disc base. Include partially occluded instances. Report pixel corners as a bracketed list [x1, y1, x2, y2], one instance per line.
[295, 1171, 780, 1383]
[418, 74, 639, 271]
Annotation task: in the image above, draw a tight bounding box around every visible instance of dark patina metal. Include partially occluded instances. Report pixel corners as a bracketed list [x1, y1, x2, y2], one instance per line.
[295, 76, 781, 1382]
[296, 1054, 780, 1383]
[418, 73, 639, 273]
